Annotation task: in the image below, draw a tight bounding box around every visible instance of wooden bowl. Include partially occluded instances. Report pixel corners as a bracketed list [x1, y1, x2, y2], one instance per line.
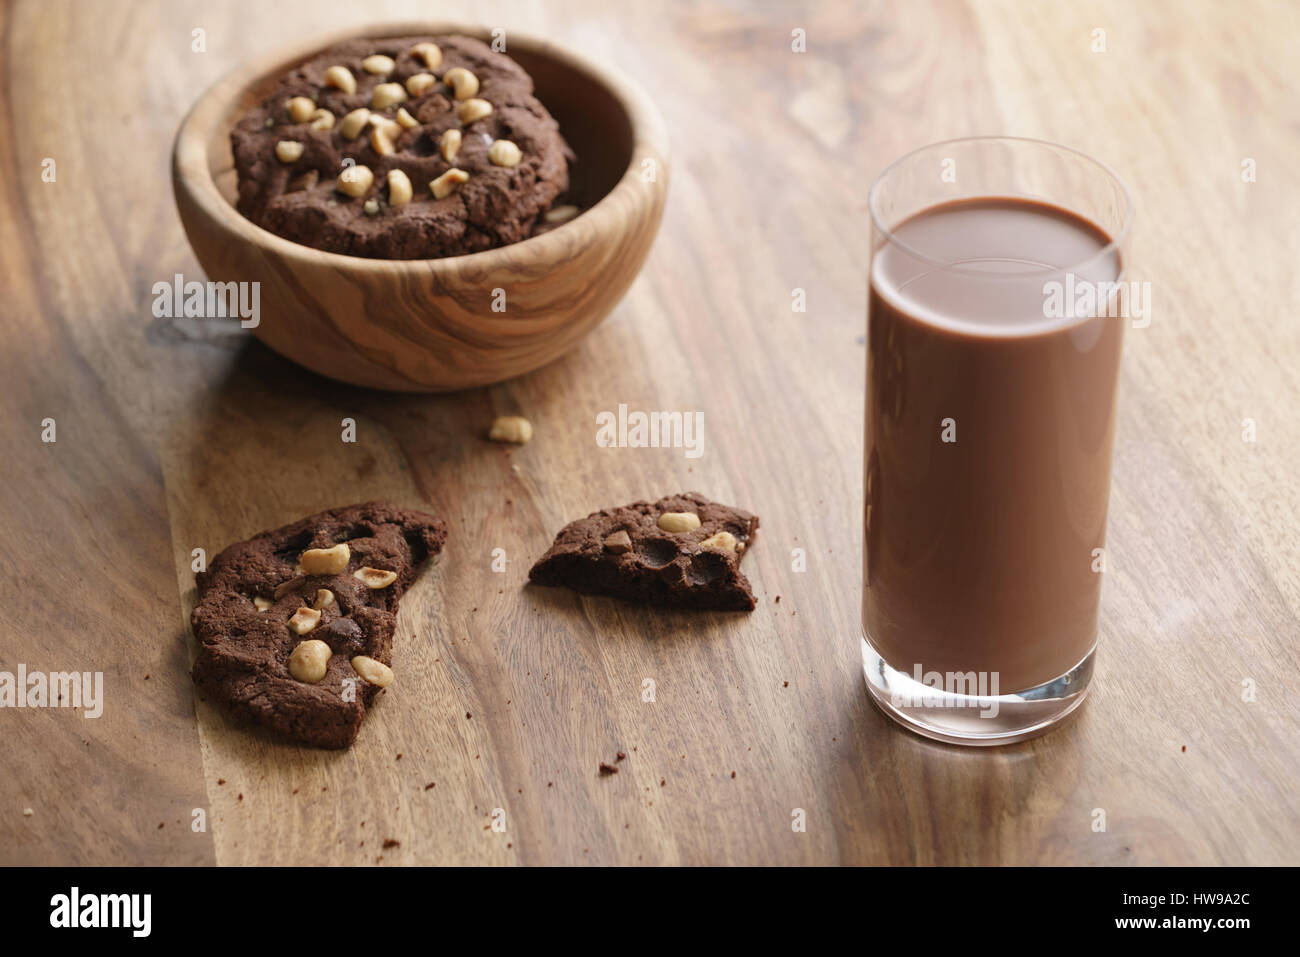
[172, 23, 669, 392]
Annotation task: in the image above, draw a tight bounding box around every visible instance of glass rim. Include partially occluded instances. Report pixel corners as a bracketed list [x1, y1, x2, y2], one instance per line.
[867, 136, 1135, 279]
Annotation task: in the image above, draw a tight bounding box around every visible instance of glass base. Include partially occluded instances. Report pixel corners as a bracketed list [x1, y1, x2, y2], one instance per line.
[861, 634, 1094, 746]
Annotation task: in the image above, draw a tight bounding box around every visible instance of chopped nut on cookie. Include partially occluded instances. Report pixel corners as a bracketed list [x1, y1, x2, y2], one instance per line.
[299, 543, 350, 575]
[362, 54, 395, 75]
[405, 72, 436, 97]
[410, 42, 442, 70]
[351, 655, 394, 687]
[430, 167, 469, 199]
[370, 82, 407, 110]
[324, 65, 356, 95]
[339, 107, 370, 140]
[287, 96, 316, 123]
[657, 512, 702, 533]
[288, 606, 322, 635]
[489, 139, 523, 168]
[439, 128, 462, 162]
[699, 531, 739, 553]
[354, 567, 398, 589]
[288, 638, 331, 682]
[457, 98, 493, 124]
[443, 67, 479, 100]
[337, 164, 375, 198]
[274, 140, 304, 164]
[387, 169, 413, 207]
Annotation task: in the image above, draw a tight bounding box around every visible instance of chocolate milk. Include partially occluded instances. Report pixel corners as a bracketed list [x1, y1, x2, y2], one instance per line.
[864, 198, 1123, 693]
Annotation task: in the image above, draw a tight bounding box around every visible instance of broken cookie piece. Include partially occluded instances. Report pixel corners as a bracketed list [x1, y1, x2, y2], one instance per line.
[191, 501, 446, 749]
[528, 492, 759, 611]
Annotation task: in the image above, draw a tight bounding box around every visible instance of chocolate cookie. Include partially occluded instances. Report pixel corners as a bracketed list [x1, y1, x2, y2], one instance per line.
[528, 493, 759, 610]
[191, 502, 446, 749]
[231, 34, 572, 259]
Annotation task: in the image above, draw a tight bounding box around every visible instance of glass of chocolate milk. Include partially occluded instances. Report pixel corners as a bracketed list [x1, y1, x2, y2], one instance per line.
[863, 137, 1133, 745]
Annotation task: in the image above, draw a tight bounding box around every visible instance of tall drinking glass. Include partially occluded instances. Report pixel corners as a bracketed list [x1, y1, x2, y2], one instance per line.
[863, 137, 1134, 745]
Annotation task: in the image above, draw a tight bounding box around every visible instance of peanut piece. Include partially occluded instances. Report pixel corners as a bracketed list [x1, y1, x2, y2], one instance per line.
[274, 140, 304, 164]
[543, 204, 580, 224]
[395, 107, 418, 130]
[410, 42, 442, 70]
[439, 128, 462, 162]
[370, 127, 395, 156]
[311, 588, 335, 610]
[488, 415, 533, 444]
[361, 54, 395, 75]
[429, 167, 469, 199]
[339, 107, 370, 140]
[387, 169, 413, 207]
[488, 139, 522, 168]
[443, 67, 479, 100]
[337, 164, 375, 198]
[253, 596, 273, 612]
[354, 566, 398, 589]
[288, 606, 322, 635]
[370, 82, 407, 110]
[324, 65, 356, 95]
[287, 96, 316, 123]
[309, 108, 335, 131]
[699, 531, 738, 553]
[457, 98, 492, 124]
[288, 638, 331, 682]
[405, 72, 435, 97]
[351, 655, 394, 688]
[657, 512, 702, 533]
[299, 543, 350, 575]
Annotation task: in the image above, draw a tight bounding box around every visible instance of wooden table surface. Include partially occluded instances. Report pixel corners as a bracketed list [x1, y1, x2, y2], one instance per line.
[2, 0, 1297, 866]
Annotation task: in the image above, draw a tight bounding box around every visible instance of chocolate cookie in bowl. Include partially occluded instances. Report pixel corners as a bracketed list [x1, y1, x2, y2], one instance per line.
[231, 34, 575, 259]
[173, 23, 670, 391]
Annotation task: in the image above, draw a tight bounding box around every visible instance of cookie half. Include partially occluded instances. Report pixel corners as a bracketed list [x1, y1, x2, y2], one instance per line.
[191, 501, 446, 748]
[528, 493, 759, 610]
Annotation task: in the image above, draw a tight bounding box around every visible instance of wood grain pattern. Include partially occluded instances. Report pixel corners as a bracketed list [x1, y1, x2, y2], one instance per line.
[1, 0, 1297, 866]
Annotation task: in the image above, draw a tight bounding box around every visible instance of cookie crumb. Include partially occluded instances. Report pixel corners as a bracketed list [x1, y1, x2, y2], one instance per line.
[382, 838, 400, 849]
[616, 751, 627, 761]
[217, 779, 225, 786]
[22, 808, 33, 817]
[730, 771, 736, 779]
[425, 782, 436, 791]
[599, 762, 619, 775]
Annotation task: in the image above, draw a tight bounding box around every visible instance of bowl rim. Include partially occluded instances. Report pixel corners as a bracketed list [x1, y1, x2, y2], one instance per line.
[172, 20, 669, 272]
